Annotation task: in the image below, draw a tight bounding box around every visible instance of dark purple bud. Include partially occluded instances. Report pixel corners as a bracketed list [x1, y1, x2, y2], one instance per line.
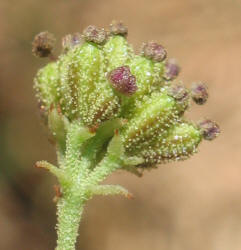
[164, 58, 180, 80]
[167, 83, 189, 105]
[62, 33, 83, 52]
[141, 42, 167, 62]
[83, 25, 107, 44]
[32, 31, 56, 58]
[109, 20, 128, 36]
[198, 119, 220, 140]
[191, 82, 209, 105]
[108, 66, 137, 96]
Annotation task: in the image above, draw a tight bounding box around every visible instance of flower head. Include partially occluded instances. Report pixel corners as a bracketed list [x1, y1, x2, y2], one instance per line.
[33, 21, 220, 170]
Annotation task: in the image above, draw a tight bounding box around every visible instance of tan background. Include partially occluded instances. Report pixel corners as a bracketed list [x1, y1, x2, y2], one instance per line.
[0, 0, 241, 249]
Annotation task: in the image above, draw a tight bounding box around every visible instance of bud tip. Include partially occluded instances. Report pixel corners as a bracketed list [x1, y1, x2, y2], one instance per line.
[108, 66, 137, 96]
[191, 82, 209, 105]
[141, 41, 167, 62]
[167, 83, 189, 106]
[109, 20, 128, 36]
[62, 33, 83, 52]
[83, 25, 107, 44]
[164, 58, 180, 80]
[32, 31, 56, 58]
[198, 119, 220, 140]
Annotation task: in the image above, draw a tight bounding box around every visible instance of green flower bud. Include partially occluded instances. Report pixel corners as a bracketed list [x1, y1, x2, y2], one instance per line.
[34, 62, 59, 109]
[121, 89, 183, 153]
[138, 122, 202, 166]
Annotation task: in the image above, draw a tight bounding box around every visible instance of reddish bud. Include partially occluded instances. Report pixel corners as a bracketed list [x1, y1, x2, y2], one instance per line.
[32, 31, 56, 58]
[62, 33, 83, 52]
[191, 82, 208, 105]
[109, 20, 128, 36]
[141, 42, 167, 62]
[83, 25, 107, 44]
[108, 66, 137, 96]
[198, 119, 220, 140]
[164, 58, 180, 80]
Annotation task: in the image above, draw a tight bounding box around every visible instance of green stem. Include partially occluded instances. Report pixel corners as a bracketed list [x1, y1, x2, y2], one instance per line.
[56, 195, 84, 250]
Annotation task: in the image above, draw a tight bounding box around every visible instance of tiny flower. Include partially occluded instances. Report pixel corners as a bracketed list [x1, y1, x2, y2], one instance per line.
[32, 31, 56, 58]
[83, 25, 107, 44]
[108, 66, 137, 96]
[164, 58, 180, 80]
[167, 83, 189, 108]
[109, 20, 128, 36]
[198, 119, 220, 140]
[141, 42, 167, 62]
[62, 33, 83, 52]
[191, 82, 209, 105]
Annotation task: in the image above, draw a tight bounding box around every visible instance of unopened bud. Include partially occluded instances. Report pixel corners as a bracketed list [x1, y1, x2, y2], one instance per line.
[167, 83, 189, 107]
[109, 20, 128, 36]
[32, 31, 56, 58]
[198, 119, 220, 140]
[164, 58, 180, 80]
[141, 42, 167, 62]
[191, 82, 208, 105]
[83, 25, 107, 44]
[108, 66, 137, 96]
[62, 33, 83, 52]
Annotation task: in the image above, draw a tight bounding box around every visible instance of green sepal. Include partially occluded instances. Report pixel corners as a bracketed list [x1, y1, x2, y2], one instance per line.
[139, 121, 202, 165]
[121, 91, 180, 153]
[104, 35, 133, 71]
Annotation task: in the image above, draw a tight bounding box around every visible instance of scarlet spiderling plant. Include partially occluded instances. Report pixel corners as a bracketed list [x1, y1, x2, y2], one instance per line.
[32, 21, 220, 250]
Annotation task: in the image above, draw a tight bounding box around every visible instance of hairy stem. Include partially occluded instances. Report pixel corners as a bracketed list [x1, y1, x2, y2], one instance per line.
[56, 195, 84, 250]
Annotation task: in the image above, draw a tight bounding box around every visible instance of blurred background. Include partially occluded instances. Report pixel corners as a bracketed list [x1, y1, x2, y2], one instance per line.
[0, 0, 241, 249]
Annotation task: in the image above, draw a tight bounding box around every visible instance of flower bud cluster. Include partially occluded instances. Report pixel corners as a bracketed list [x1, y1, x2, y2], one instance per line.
[33, 21, 220, 169]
